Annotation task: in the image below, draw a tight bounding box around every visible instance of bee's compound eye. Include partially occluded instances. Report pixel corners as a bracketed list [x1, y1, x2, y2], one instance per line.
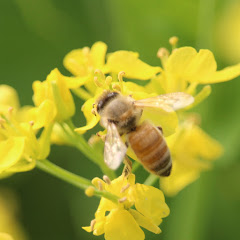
[97, 92, 119, 112]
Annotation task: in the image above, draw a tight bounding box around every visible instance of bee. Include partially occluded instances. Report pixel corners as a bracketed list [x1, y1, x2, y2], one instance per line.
[95, 90, 194, 177]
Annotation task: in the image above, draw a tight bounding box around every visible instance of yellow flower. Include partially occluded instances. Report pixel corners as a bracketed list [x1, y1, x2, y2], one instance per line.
[160, 118, 223, 196]
[63, 42, 162, 102]
[0, 189, 27, 240]
[83, 174, 169, 240]
[33, 68, 75, 122]
[0, 233, 14, 240]
[0, 85, 56, 177]
[153, 46, 240, 94]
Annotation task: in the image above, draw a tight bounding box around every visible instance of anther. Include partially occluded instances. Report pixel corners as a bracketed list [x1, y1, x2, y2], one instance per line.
[157, 48, 169, 59]
[112, 83, 121, 92]
[118, 197, 127, 203]
[120, 183, 130, 193]
[103, 175, 111, 185]
[8, 106, 13, 113]
[29, 121, 34, 126]
[90, 219, 96, 231]
[82, 47, 90, 55]
[169, 36, 179, 47]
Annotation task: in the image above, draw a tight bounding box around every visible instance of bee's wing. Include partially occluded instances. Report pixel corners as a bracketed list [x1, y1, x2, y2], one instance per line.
[134, 92, 194, 112]
[104, 122, 127, 170]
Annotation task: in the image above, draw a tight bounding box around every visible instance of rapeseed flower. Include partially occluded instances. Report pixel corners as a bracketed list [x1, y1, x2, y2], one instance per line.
[63, 42, 161, 101]
[0, 85, 55, 177]
[83, 173, 169, 240]
[161, 117, 223, 196]
[33, 68, 75, 122]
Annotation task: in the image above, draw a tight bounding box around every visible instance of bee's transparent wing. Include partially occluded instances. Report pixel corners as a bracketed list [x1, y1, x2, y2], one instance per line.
[134, 92, 194, 112]
[104, 122, 127, 170]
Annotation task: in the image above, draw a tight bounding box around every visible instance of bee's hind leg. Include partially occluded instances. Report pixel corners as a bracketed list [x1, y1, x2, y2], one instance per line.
[157, 126, 163, 134]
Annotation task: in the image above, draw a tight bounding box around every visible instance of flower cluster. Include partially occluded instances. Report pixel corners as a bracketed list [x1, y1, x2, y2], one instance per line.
[1, 38, 240, 239]
[83, 173, 169, 240]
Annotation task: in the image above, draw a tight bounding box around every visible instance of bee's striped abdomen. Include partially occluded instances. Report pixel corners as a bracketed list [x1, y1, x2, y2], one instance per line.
[128, 121, 172, 177]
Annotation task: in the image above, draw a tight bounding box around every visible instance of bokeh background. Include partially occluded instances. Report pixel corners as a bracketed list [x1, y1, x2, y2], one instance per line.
[1, 0, 240, 239]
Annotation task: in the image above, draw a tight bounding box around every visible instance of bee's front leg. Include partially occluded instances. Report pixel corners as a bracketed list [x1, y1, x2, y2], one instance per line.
[96, 132, 106, 142]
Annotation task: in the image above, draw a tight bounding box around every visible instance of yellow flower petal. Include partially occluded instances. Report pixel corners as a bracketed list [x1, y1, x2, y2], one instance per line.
[202, 63, 240, 84]
[63, 47, 91, 76]
[166, 47, 217, 83]
[74, 97, 100, 134]
[140, 108, 178, 137]
[129, 209, 161, 234]
[90, 41, 107, 70]
[106, 51, 162, 80]
[22, 100, 56, 130]
[160, 160, 200, 196]
[105, 209, 145, 240]
[0, 137, 25, 172]
[33, 68, 75, 122]
[63, 75, 90, 89]
[0, 233, 14, 240]
[130, 184, 170, 225]
[187, 125, 223, 160]
[0, 85, 20, 113]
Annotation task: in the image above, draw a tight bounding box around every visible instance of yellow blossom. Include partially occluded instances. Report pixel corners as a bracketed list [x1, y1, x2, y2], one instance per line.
[33, 68, 75, 122]
[0, 85, 56, 177]
[160, 118, 223, 196]
[83, 174, 169, 240]
[63, 41, 107, 93]
[0, 189, 27, 240]
[153, 46, 240, 94]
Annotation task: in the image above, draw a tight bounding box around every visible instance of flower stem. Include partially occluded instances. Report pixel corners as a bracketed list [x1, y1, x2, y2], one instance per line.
[60, 120, 116, 179]
[144, 174, 159, 186]
[36, 159, 118, 203]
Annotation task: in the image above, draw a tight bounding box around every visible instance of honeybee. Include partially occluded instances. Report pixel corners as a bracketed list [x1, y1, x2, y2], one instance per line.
[95, 91, 194, 177]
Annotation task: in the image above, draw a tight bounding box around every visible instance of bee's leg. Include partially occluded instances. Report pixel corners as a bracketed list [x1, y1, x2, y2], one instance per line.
[96, 132, 106, 142]
[122, 155, 132, 177]
[157, 126, 163, 134]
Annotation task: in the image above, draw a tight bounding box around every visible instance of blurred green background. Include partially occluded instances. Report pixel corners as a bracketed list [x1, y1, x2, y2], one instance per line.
[0, 0, 240, 239]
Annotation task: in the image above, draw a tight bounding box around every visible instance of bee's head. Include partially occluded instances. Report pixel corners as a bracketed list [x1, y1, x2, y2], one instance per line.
[96, 91, 119, 113]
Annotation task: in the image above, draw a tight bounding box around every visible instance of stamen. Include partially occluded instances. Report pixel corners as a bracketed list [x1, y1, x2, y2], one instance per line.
[8, 106, 13, 113]
[90, 219, 96, 231]
[94, 76, 103, 88]
[98, 181, 103, 191]
[157, 48, 169, 59]
[112, 83, 121, 92]
[29, 121, 34, 126]
[169, 36, 179, 48]
[105, 76, 112, 86]
[120, 183, 130, 193]
[118, 71, 125, 82]
[118, 197, 127, 203]
[157, 48, 169, 68]
[103, 175, 111, 185]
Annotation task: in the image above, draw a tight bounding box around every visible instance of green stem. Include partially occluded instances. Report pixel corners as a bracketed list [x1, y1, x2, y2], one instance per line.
[131, 161, 141, 173]
[60, 120, 116, 179]
[36, 159, 118, 203]
[144, 174, 159, 186]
